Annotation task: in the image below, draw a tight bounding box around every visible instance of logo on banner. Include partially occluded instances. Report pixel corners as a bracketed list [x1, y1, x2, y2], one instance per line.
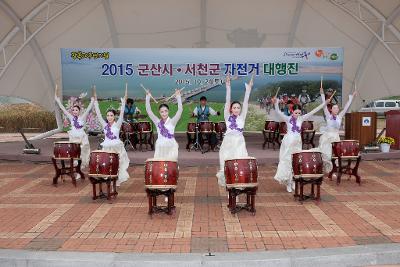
[315, 49, 338, 61]
[283, 51, 310, 60]
[362, 117, 372, 126]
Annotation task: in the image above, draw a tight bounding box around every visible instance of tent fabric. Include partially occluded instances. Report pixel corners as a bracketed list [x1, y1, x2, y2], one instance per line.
[0, 0, 400, 111]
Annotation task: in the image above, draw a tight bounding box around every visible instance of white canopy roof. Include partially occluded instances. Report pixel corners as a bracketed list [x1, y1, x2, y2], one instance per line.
[1, 0, 400, 111]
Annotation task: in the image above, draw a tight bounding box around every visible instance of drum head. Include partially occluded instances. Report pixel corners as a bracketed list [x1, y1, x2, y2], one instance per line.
[145, 158, 178, 163]
[54, 141, 80, 144]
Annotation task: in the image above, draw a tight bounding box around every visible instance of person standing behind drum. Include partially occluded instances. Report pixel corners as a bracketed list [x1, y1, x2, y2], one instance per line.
[193, 96, 220, 122]
[272, 94, 329, 193]
[93, 88, 130, 186]
[124, 98, 141, 122]
[192, 96, 220, 151]
[145, 89, 183, 160]
[55, 88, 94, 169]
[216, 74, 253, 186]
[319, 86, 357, 173]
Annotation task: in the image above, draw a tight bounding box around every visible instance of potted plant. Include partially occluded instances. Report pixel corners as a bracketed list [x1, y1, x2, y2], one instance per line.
[377, 136, 395, 153]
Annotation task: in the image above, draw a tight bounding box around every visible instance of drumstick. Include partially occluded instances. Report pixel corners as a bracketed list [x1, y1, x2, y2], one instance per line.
[140, 83, 158, 103]
[274, 87, 280, 98]
[165, 87, 185, 102]
[54, 84, 58, 98]
[328, 90, 336, 102]
[320, 75, 323, 89]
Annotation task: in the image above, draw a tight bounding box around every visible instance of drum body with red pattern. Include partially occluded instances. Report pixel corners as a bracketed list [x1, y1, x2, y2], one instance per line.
[199, 121, 214, 133]
[264, 120, 279, 131]
[145, 159, 178, 189]
[279, 122, 287, 135]
[224, 157, 258, 188]
[292, 151, 323, 178]
[214, 121, 227, 134]
[137, 121, 152, 133]
[187, 122, 197, 133]
[301, 121, 314, 131]
[332, 140, 360, 157]
[89, 150, 119, 177]
[53, 141, 81, 159]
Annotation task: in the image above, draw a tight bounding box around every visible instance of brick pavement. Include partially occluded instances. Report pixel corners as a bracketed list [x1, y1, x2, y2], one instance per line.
[0, 160, 399, 253]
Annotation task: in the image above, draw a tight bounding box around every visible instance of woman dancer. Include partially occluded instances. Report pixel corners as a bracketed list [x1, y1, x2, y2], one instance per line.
[145, 89, 183, 160]
[319, 87, 356, 173]
[55, 88, 94, 169]
[93, 88, 130, 186]
[273, 93, 329, 192]
[216, 75, 253, 186]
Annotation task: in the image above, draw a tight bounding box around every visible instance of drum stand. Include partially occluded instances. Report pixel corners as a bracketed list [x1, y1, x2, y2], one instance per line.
[123, 132, 136, 151]
[189, 124, 203, 152]
[293, 176, 323, 202]
[89, 176, 118, 201]
[146, 188, 176, 215]
[227, 187, 257, 215]
[329, 156, 361, 185]
[52, 157, 85, 187]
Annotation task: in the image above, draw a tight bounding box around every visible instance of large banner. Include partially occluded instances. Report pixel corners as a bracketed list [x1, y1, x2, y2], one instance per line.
[61, 48, 343, 103]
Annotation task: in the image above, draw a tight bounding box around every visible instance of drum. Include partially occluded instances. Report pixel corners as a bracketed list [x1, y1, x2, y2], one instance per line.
[224, 157, 258, 188]
[121, 122, 136, 134]
[187, 122, 197, 133]
[264, 120, 279, 132]
[214, 121, 227, 134]
[53, 141, 81, 159]
[332, 140, 360, 158]
[137, 121, 152, 133]
[301, 121, 314, 131]
[292, 151, 323, 178]
[279, 122, 287, 135]
[145, 159, 178, 189]
[89, 150, 119, 177]
[199, 121, 214, 133]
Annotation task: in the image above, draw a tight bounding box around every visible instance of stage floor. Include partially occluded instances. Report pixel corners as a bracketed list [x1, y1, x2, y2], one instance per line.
[0, 132, 399, 166]
[0, 159, 399, 253]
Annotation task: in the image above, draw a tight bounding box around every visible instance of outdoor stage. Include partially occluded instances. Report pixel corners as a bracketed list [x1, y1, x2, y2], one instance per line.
[0, 132, 400, 259]
[0, 132, 399, 166]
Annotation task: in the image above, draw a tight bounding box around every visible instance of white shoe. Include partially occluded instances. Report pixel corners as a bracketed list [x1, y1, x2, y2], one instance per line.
[75, 173, 81, 180]
[286, 184, 292, 193]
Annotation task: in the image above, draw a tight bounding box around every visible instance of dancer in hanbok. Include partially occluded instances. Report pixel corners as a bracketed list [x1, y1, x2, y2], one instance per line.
[55, 88, 94, 169]
[93, 88, 130, 186]
[273, 94, 329, 192]
[216, 75, 253, 186]
[319, 87, 356, 173]
[145, 89, 183, 160]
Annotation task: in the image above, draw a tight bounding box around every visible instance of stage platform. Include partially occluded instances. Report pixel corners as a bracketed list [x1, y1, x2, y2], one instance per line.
[0, 132, 399, 166]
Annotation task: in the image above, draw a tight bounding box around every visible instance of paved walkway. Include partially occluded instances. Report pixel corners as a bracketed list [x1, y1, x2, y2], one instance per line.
[0, 160, 399, 254]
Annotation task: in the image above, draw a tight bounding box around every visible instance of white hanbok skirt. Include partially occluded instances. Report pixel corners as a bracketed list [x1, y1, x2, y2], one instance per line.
[274, 133, 302, 185]
[68, 129, 90, 169]
[101, 139, 130, 186]
[318, 130, 340, 173]
[154, 138, 179, 161]
[216, 133, 248, 186]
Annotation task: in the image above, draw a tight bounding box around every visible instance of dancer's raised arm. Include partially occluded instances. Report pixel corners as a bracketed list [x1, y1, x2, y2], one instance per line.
[240, 75, 253, 120]
[55, 96, 73, 120]
[273, 98, 288, 121]
[93, 99, 106, 127]
[171, 90, 183, 126]
[303, 99, 328, 121]
[81, 97, 94, 121]
[145, 90, 159, 124]
[224, 75, 231, 120]
[320, 87, 331, 119]
[339, 91, 356, 117]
